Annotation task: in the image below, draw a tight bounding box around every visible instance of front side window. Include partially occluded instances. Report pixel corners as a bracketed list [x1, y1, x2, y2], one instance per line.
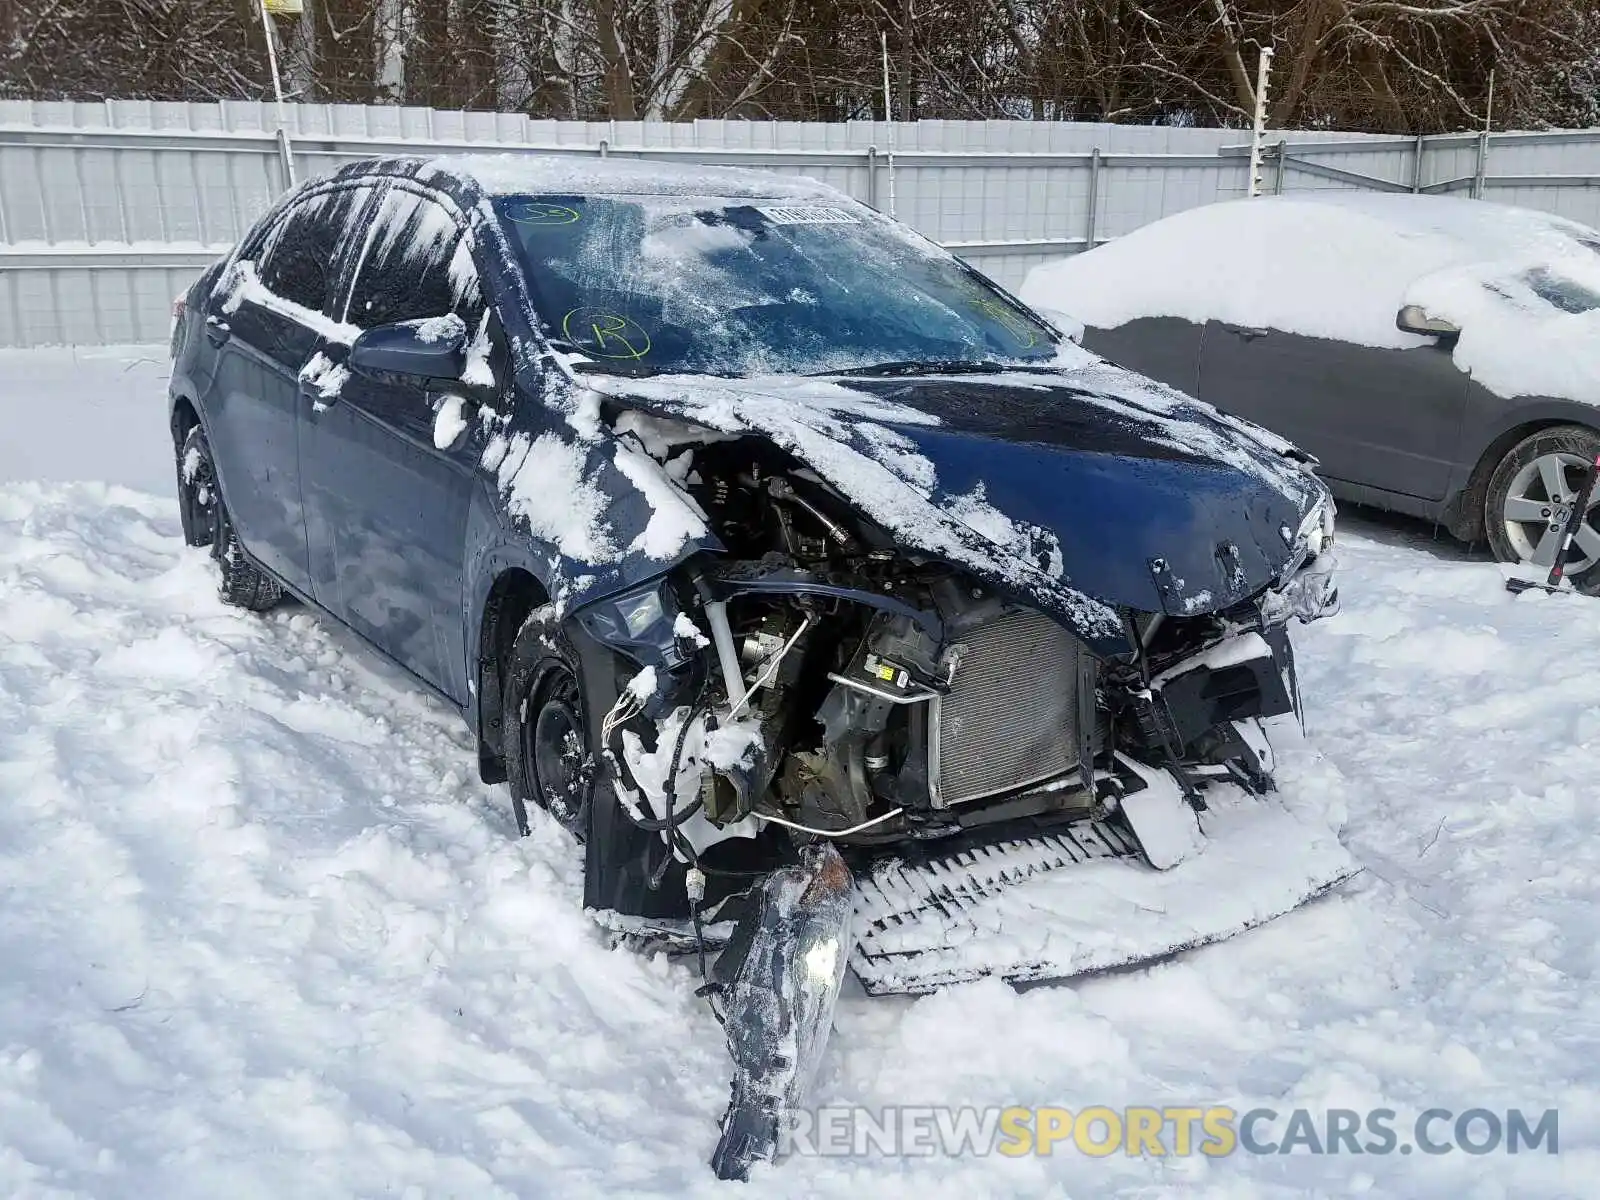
[344, 187, 484, 329]
[495, 194, 1058, 377]
[254, 186, 371, 313]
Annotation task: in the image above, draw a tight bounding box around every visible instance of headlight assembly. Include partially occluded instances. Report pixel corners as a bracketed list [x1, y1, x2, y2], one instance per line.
[1286, 495, 1336, 561]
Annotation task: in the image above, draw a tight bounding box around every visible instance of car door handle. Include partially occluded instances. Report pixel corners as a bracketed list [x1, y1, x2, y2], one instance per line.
[204, 318, 230, 347]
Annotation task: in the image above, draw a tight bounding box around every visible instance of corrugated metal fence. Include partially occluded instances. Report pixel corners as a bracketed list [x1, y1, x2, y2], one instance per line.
[1, 98, 1597, 347]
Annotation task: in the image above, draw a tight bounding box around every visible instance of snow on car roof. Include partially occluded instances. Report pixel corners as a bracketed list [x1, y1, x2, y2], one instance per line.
[1281, 191, 1600, 259]
[1022, 194, 1599, 346]
[1021, 193, 1600, 402]
[421, 153, 846, 201]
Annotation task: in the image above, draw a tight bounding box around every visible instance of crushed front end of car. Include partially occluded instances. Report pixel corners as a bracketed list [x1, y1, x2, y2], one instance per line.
[540, 360, 1352, 1179]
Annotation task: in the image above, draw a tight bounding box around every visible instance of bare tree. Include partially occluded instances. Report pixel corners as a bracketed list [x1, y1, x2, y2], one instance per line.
[1, 0, 1593, 132]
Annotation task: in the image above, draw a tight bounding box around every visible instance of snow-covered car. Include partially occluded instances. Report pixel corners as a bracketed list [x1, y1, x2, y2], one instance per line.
[167, 154, 1349, 1178]
[1023, 194, 1600, 587]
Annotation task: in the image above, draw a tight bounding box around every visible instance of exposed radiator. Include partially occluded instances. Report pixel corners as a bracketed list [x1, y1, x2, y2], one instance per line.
[930, 609, 1082, 807]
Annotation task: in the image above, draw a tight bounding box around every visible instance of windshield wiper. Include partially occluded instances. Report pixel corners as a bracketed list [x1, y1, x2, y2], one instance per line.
[570, 359, 661, 378]
[818, 359, 1012, 378]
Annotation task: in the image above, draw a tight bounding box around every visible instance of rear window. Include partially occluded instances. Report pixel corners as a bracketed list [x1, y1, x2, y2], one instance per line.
[255, 187, 371, 313]
[344, 188, 484, 329]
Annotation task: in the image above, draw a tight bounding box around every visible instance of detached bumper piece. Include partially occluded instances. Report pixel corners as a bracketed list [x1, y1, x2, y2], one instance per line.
[850, 787, 1357, 996]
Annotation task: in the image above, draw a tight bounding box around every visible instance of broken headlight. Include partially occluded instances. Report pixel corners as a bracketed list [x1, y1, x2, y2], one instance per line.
[1295, 495, 1336, 560]
[576, 580, 694, 678]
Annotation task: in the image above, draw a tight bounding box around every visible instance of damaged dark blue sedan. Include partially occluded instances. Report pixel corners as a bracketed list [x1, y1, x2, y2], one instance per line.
[167, 154, 1350, 1179]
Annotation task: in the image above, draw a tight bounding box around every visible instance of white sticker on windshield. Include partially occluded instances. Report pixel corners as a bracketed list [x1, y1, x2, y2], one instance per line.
[756, 206, 861, 225]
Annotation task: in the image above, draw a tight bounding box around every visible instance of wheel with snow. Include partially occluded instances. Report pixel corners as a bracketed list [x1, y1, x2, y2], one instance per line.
[176, 422, 219, 548]
[502, 608, 593, 840]
[177, 424, 283, 612]
[1485, 425, 1600, 593]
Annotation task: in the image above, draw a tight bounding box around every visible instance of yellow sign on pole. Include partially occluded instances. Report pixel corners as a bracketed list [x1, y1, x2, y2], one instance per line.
[263, 0, 304, 15]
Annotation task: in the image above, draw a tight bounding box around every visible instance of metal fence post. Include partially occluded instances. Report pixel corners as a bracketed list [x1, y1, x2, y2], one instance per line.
[1472, 131, 1490, 199]
[1085, 146, 1101, 248]
[1411, 132, 1426, 193]
[867, 145, 878, 209]
[1273, 140, 1287, 194]
[274, 127, 296, 193]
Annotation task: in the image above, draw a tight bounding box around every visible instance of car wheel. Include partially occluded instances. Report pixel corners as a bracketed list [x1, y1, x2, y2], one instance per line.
[176, 422, 219, 548]
[501, 607, 593, 840]
[178, 424, 283, 612]
[1485, 425, 1600, 591]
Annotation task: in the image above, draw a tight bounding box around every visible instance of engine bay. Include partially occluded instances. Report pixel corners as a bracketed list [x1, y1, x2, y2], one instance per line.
[581, 412, 1339, 881]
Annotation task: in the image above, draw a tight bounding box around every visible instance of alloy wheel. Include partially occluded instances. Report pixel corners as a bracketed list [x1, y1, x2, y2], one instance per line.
[1501, 451, 1600, 573]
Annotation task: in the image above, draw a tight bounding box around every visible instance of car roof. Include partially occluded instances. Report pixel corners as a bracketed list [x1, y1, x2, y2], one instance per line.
[1233, 192, 1600, 263]
[342, 153, 849, 203]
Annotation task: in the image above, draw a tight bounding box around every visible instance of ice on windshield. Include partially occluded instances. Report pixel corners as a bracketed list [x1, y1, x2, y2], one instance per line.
[495, 194, 1057, 377]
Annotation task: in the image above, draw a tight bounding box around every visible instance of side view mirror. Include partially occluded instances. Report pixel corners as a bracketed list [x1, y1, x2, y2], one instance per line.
[1396, 304, 1459, 338]
[348, 315, 467, 381]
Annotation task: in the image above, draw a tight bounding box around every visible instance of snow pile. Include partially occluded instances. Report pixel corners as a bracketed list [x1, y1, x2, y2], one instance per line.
[1021, 193, 1600, 400]
[0, 482, 737, 1198]
[4, 478, 1598, 1195]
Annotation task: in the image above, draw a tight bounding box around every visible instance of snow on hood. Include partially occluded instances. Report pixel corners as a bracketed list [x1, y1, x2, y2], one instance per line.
[586, 362, 1325, 633]
[1020, 194, 1600, 404]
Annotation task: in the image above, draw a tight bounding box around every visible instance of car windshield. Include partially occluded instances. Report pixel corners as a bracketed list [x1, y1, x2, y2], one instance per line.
[494, 194, 1058, 377]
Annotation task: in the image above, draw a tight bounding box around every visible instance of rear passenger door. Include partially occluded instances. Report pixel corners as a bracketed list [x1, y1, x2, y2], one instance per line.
[299, 184, 495, 701]
[204, 186, 370, 593]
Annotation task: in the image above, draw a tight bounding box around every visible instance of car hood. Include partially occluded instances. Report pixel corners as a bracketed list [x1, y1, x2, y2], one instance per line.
[584, 362, 1326, 648]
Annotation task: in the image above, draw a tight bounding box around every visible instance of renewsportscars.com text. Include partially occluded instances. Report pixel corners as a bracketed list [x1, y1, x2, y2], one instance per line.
[781, 1105, 1559, 1159]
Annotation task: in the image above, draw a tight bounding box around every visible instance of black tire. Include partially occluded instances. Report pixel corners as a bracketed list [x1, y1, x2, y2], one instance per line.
[501, 606, 593, 839]
[177, 424, 283, 612]
[176, 422, 219, 548]
[1485, 424, 1600, 593]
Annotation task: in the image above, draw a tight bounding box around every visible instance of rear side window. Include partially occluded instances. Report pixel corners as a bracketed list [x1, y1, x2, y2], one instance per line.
[255, 187, 372, 313]
[344, 188, 484, 329]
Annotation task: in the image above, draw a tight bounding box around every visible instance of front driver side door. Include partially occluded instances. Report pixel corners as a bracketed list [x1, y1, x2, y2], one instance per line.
[298, 184, 497, 702]
[1198, 323, 1470, 502]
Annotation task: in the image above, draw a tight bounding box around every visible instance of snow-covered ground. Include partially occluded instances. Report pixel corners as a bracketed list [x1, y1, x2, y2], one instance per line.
[1, 347, 1596, 1197]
